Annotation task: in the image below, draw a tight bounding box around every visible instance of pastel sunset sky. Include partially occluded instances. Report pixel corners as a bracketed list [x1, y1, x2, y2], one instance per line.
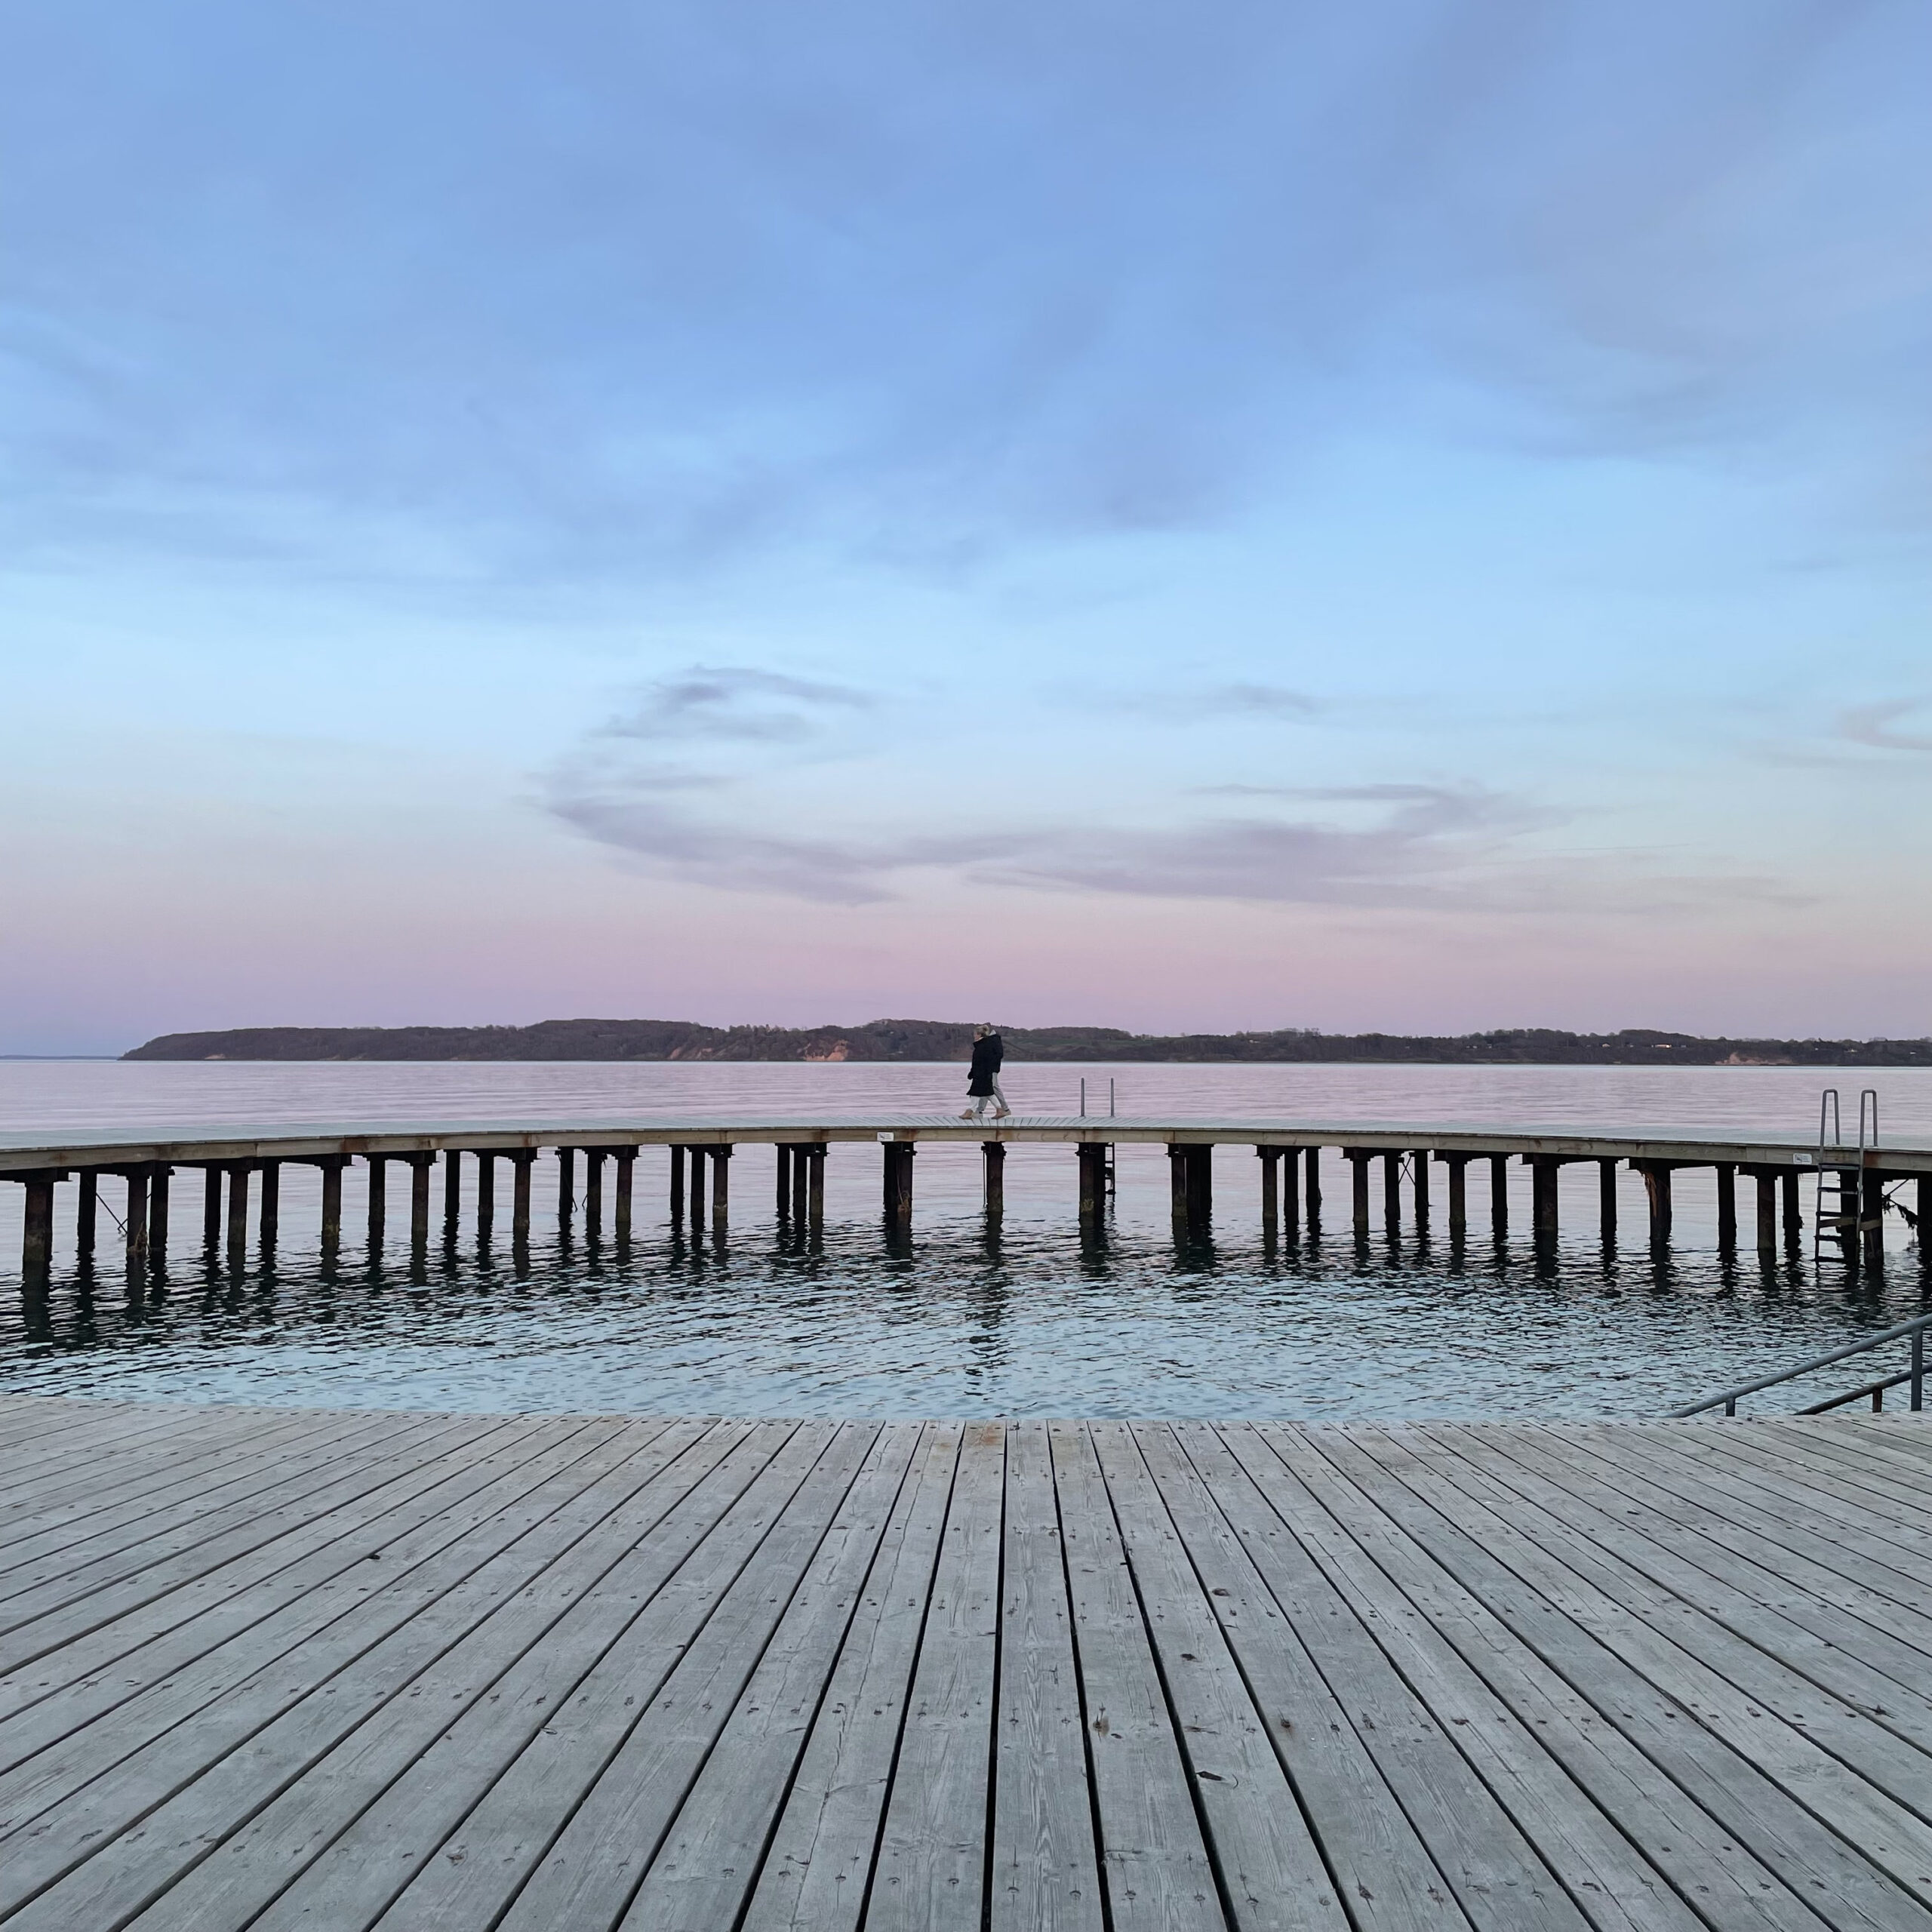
[4, 1, 1929, 1053]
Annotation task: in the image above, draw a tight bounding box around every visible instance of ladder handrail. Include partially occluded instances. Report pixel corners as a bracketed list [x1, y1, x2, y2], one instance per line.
[1670, 1309, 1932, 1417]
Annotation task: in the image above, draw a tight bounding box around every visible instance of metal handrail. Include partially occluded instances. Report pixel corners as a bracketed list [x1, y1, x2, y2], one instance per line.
[1671, 1309, 1931, 1418]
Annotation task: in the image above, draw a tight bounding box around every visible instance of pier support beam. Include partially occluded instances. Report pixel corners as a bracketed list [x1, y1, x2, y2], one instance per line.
[318, 1158, 346, 1252]
[224, 1162, 248, 1263]
[791, 1145, 809, 1223]
[1861, 1169, 1885, 1269]
[614, 1150, 633, 1241]
[1186, 1144, 1212, 1235]
[710, 1145, 731, 1230]
[1383, 1154, 1403, 1238]
[1079, 1143, 1109, 1224]
[1258, 1148, 1278, 1234]
[1304, 1148, 1321, 1232]
[254, 1162, 274, 1255]
[1281, 1146, 1300, 1233]
[1413, 1152, 1429, 1231]
[983, 1142, 1005, 1217]
[687, 1148, 707, 1228]
[510, 1152, 535, 1243]
[76, 1171, 97, 1264]
[1598, 1160, 1618, 1242]
[1715, 1164, 1737, 1251]
[1345, 1149, 1373, 1238]
[584, 1150, 605, 1238]
[807, 1144, 826, 1228]
[368, 1157, 388, 1247]
[1527, 1156, 1560, 1241]
[20, 1176, 57, 1287]
[407, 1154, 434, 1252]
[1782, 1171, 1801, 1243]
[1635, 1162, 1674, 1246]
[883, 1141, 915, 1224]
[115, 1165, 149, 1272]
[775, 1144, 792, 1216]
[669, 1146, 685, 1223]
[1435, 1153, 1469, 1238]
[557, 1149, 575, 1230]
[1490, 1156, 1509, 1237]
[475, 1154, 495, 1236]
[148, 1168, 171, 1264]
[444, 1151, 462, 1237]
[203, 1168, 222, 1251]
[1745, 1168, 1777, 1256]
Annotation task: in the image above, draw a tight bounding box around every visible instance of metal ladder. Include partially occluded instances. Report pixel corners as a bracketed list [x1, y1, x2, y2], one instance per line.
[1813, 1088, 1878, 1263]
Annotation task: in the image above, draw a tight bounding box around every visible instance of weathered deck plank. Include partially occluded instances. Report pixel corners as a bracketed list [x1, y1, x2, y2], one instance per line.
[0, 1399, 1927, 1932]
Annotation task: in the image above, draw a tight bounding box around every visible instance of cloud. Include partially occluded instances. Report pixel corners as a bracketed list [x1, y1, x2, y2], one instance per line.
[1089, 684, 1323, 722]
[1838, 698, 1932, 753]
[545, 713, 1771, 916]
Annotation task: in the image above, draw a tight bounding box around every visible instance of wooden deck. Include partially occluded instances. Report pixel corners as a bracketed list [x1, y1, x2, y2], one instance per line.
[2, 1398, 1930, 1931]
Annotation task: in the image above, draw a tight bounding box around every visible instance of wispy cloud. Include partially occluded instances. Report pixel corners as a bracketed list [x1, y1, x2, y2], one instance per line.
[1088, 684, 1323, 722]
[1838, 698, 1932, 753]
[546, 696, 1772, 916]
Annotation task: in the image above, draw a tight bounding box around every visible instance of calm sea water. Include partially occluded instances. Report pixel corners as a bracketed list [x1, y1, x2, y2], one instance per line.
[2, 1060, 1927, 1420]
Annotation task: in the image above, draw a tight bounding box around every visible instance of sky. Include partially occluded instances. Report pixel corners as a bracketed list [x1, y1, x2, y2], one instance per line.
[3, 0, 1930, 1054]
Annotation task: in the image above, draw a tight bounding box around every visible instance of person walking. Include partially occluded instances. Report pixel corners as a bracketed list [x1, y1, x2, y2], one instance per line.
[961, 1023, 1011, 1120]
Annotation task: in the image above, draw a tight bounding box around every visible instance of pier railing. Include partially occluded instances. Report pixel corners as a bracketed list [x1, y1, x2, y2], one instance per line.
[1671, 1309, 1931, 1418]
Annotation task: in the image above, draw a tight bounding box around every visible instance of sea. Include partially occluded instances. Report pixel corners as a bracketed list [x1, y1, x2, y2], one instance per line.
[2, 1058, 1927, 1420]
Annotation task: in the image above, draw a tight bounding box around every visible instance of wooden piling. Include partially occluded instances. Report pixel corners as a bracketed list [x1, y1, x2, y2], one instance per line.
[150, 1168, 171, 1263]
[22, 1177, 54, 1287]
[475, 1154, 495, 1234]
[1438, 1152, 1469, 1238]
[1530, 1156, 1559, 1241]
[1304, 1146, 1321, 1231]
[556, 1148, 575, 1229]
[1412, 1150, 1429, 1229]
[983, 1141, 1005, 1216]
[319, 1158, 345, 1250]
[1346, 1149, 1372, 1236]
[252, 1162, 274, 1254]
[1079, 1142, 1108, 1222]
[1281, 1145, 1300, 1232]
[806, 1144, 826, 1227]
[584, 1151, 604, 1237]
[368, 1157, 387, 1247]
[1918, 1174, 1931, 1244]
[1490, 1155, 1509, 1235]
[223, 1162, 248, 1261]
[669, 1145, 685, 1221]
[76, 1171, 97, 1263]
[1184, 1144, 1212, 1233]
[710, 1145, 731, 1229]
[1638, 1162, 1672, 1244]
[1750, 1168, 1777, 1255]
[1598, 1159, 1617, 1241]
[791, 1144, 809, 1223]
[510, 1152, 534, 1242]
[202, 1168, 222, 1251]
[408, 1154, 433, 1250]
[614, 1150, 633, 1241]
[1715, 1164, 1736, 1250]
[688, 1147, 707, 1227]
[1258, 1147, 1278, 1233]
[1860, 1168, 1885, 1268]
[443, 1150, 462, 1235]
[1383, 1152, 1402, 1236]
[118, 1165, 148, 1269]
[882, 1141, 914, 1223]
[1169, 1146, 1189, 1227]
[775, 1143, 792, 1215]
[1781, 1170, 1801, 1241]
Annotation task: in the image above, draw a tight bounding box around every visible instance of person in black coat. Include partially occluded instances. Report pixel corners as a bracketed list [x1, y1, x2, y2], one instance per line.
[961, 1023, 1010, 1120]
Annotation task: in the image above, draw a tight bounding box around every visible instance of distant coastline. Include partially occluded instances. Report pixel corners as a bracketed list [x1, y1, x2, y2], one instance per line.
[122, 1019, 1932, 1067]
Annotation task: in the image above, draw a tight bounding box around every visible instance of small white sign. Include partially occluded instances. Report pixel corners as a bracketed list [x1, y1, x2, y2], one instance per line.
[1792, 1152, 1813, 1164]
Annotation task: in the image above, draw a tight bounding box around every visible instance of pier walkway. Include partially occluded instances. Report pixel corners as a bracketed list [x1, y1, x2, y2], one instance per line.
[2, 1395, 1929, 1930]
[8, 1115, 1932, 1279]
